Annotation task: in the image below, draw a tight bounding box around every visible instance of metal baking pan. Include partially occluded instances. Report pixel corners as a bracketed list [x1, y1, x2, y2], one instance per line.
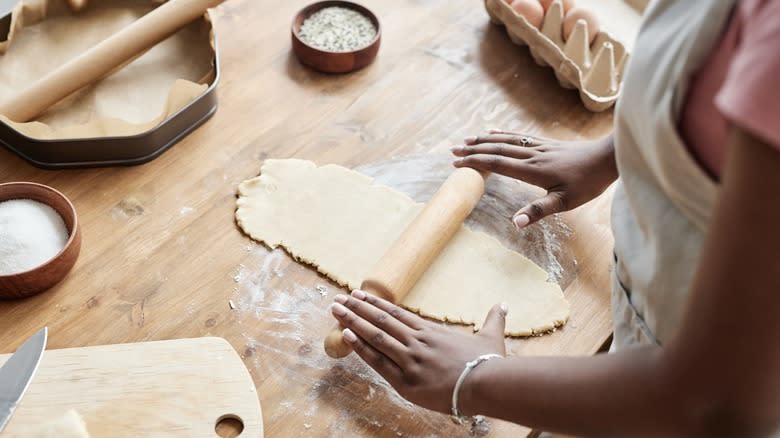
[0, 9, 219, 170]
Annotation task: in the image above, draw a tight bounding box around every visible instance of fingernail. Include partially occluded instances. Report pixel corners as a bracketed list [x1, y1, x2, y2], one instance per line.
[500, 302, 509, 315]
[450, 146, 462, 153]
[334, 294, 348, 304]
[464, 136, 477, 144]
[513, 214, 530, 230]
[331, 302, 348, 317]
[352, 289, 367, 300]
[342, 328, 358, 343]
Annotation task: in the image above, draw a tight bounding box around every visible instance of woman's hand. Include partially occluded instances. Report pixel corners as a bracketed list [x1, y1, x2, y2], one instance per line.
[452, 131, 618, 228]
[330, 290, 508, 414]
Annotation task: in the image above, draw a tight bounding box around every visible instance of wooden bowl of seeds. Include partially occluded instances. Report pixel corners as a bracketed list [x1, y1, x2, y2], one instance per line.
[292, 1, 381, 73]
[0, 182, 81, 299]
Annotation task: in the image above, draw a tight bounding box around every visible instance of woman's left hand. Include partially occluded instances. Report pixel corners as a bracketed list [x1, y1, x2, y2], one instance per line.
[330, 290, 508, 414]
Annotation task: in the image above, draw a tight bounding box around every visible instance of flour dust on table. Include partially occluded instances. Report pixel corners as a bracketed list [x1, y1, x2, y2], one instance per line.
[230, 245, 492, 437]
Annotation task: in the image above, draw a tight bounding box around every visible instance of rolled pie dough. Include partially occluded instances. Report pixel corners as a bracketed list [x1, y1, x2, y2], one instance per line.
[235, 159, 570, 335]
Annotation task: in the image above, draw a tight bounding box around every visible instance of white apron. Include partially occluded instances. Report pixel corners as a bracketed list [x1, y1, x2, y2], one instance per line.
[610, 0, 736, 349]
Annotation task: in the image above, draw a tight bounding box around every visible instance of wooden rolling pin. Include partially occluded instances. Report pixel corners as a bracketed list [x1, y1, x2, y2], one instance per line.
[324, 167, 488, 358]
[0, 0, 224, 123]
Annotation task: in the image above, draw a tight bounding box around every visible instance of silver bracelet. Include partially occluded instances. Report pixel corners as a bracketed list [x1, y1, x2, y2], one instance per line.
[450, 353, 503, 425]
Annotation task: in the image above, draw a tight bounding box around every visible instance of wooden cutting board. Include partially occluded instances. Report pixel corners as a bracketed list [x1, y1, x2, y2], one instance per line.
[0, 337, 263, 437]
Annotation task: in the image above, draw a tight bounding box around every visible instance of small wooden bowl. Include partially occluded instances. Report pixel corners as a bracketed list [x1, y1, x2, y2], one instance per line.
[0, 182, 81, 299]
[292, 1, 381, 73]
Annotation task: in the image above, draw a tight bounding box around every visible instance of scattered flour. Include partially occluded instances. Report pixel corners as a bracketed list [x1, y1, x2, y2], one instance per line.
[232, 245, 486, 437]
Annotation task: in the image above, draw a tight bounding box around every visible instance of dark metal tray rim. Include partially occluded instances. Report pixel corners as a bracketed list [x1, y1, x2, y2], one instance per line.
[0, 10, 221, 169]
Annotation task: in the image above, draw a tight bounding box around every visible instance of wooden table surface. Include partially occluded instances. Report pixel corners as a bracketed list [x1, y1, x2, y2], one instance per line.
[0, 0, 617, 436]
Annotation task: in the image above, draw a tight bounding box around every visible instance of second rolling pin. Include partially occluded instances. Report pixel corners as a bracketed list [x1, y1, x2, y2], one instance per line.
[324, 167, 488, 358]
[0, 0, 224, 123]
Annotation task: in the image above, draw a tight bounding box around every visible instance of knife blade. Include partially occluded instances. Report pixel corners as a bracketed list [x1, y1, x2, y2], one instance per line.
[0, 0, 19, 42]
[0, 327, 47, 432]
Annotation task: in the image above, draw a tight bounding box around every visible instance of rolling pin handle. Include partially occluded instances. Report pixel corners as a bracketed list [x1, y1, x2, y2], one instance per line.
[324, 284, 391, 358]
[324, 324, 353, 358]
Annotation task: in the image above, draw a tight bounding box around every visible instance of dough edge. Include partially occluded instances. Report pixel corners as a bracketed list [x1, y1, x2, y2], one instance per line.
[235, 159, 570, 337]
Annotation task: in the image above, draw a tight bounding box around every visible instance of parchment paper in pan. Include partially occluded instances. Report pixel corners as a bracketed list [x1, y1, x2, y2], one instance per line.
[0, 0, 215, 140]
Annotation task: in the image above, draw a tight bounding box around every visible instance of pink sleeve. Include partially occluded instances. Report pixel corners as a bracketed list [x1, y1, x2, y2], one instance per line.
[715, 0, 780, 150]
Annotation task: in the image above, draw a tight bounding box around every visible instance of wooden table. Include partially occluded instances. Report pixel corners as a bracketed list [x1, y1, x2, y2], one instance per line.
[0, 0, 616, 436]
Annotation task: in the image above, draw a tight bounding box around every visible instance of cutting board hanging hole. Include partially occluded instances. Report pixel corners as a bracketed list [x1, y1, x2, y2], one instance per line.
[215, 414, 245, 437]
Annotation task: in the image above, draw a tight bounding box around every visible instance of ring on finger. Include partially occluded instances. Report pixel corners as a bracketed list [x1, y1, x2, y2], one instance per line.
[519, 136, 533, 147]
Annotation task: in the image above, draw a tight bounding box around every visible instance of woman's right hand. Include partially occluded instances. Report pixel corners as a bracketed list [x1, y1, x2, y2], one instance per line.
[452, 131, 618, 228]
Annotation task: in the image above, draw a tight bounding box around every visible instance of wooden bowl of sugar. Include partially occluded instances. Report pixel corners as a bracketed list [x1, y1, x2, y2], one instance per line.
[0, 182, 81, 299]
[292, 1, 381, 73]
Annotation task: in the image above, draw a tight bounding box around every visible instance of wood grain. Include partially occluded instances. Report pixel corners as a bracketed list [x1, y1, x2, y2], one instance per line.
[0, 0, 616, 436]
[0, 338, 263, 437]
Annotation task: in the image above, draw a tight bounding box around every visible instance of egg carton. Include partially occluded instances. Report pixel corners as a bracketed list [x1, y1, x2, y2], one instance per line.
[484, 0, 629, 112]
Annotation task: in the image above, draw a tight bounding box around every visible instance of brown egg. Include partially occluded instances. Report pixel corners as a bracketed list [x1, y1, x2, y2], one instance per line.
[510, 0, 544, 29]
[539, 0, 575, 13]
[562, 7, 600, 44]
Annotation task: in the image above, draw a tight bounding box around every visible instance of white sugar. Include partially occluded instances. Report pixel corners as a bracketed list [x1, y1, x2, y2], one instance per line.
[0, 199, 69, 275]
[298, 7, 377, 52]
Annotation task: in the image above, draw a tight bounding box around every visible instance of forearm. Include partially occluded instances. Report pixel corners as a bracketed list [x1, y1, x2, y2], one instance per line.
[461, 128, 780, 437]
[336, 128, 779, 435]
[590, 133, 618, 186]
[460, 348, 688, 437]
[661, 128, 780, 436]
